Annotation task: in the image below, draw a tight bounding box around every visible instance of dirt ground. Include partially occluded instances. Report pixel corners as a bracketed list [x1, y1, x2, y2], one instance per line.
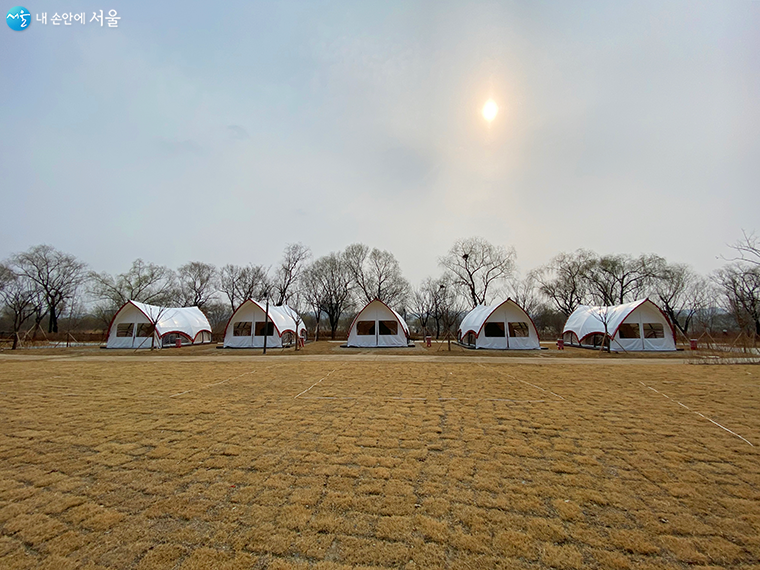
[0, 357, 759, 569]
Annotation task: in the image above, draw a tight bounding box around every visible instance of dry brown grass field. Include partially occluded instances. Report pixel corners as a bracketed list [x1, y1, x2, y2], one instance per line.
[1, 355, 759, 569]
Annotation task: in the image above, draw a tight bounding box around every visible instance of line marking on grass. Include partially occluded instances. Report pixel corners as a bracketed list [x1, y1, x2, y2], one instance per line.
[477, 363, 567, 401]
[294, 367, 341, 399]
[639, 381, 754, 446]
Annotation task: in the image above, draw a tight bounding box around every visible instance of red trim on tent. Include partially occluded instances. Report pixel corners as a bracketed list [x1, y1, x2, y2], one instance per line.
[192, 330, 212, 343]
[458, 298, 541, 342]
[106, 301, 211, 344]
[347, 299, 409, 340]
[563, 298, 676, 343]
[632, 298, 677, 344]
[105, 300, 153, 340]
[159, 330, 193, 342]
[564, 331, 580, 345]
[222, 299, 301, 339]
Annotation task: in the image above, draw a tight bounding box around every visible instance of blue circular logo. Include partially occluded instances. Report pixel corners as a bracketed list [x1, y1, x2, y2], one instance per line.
[6, 6, 31, 30]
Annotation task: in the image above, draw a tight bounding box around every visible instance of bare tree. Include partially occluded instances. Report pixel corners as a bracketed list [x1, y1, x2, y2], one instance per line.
[653, 263, 707, 338]
[202, 300, 232, 338]
[582, 253, 663, 306]
[727, 230, 760, 266]
[219, 263, 270, 311]
[0, 264, 12, 292]
[300, 264, 325, 341]
[439, 237, 516, 308]
[437, 279, 467, 348]
[534, 250, 594, 316]
[508, 272, 544, 318]
[177, 262, 218, 308]
[273, 243, 311, 306]
[344, 243, 410, 309]
[714, 262, 760, 337]
[89, 259, 177, 324]
[307, 252, 353, 340]
[410, 278, 436, 336]
[692, 284, 725, 336]
[11, 245, 88, 333]
[28, 287, 48, 341]
[410, 275, 460, 338]
[0, 267, 40, 349]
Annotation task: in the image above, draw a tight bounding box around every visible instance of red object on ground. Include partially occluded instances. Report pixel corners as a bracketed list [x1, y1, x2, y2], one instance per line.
[557, 339, 565, 350]
[689, 339, 698, 350]
[175, 338, 182, 348]
[425, 336, 432, 347]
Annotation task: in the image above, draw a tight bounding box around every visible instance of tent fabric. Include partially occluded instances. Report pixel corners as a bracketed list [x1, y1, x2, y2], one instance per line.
[223, 300, 306, 348]
[346, 299, 410, 348]
[562, 298, 676, 352]
[458, 299, 541, 350]
[106, 301, 212, 349]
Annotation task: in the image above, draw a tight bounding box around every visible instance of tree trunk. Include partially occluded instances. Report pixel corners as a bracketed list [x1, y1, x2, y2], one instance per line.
[48, 306, 58, 333]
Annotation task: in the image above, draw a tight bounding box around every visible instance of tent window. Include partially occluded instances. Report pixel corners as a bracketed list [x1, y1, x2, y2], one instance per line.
[255, 322, 275, 336]
[643, 323, 664, 339]
[356, 321, 375, 335]
[484, 322, 505, 337]
[618, 323, 640, 339]
[233, 322, 252, 336]
[379, 320, 398, 335]
[563, 332, 574, 343]
[116, 323, 133, 337]
[163, 333, 190, 346]
[508, 322, 530, 337]
[585, 333, 607, 347]
[135, 323, 154, 337]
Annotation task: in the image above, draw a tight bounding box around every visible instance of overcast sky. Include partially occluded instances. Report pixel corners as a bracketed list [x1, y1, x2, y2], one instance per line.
[2, 0, 758, 284]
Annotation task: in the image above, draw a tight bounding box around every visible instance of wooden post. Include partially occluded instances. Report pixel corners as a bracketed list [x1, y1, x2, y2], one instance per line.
[263, 297, 270, 355]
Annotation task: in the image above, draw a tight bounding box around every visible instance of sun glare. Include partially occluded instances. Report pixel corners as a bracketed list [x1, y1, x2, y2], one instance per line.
[482, 99, 498, 122]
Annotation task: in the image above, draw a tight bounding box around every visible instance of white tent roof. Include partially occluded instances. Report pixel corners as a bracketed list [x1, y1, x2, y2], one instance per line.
[121, 301, 211, 339]
[459, 305, 498, 336]
[389, 306, 410, 336]
[563, 299, 670, 341]
[268, 304, 307, 336]
[225, 300, 306, 337]
[458, 299, 539, 337]
[347, 299, 410, 337]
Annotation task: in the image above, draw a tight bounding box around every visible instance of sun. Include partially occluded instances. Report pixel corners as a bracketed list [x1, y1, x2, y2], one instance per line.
[482, 99, 498, 122]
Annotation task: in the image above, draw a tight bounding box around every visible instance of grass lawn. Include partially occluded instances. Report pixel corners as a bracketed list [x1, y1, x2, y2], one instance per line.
[0, 357, 758, 569]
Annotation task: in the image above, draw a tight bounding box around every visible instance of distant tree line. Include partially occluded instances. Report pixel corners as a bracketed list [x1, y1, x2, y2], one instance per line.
[1, 233, 759, 349]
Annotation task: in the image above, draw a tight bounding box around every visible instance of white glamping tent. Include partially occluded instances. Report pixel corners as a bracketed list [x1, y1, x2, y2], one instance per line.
[106, 301, 212, 349]
[562, 299, 676, 352]
[346, 299, 411, 348]
[458, 299, 541, 350]
[223, 300, 306, 348]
